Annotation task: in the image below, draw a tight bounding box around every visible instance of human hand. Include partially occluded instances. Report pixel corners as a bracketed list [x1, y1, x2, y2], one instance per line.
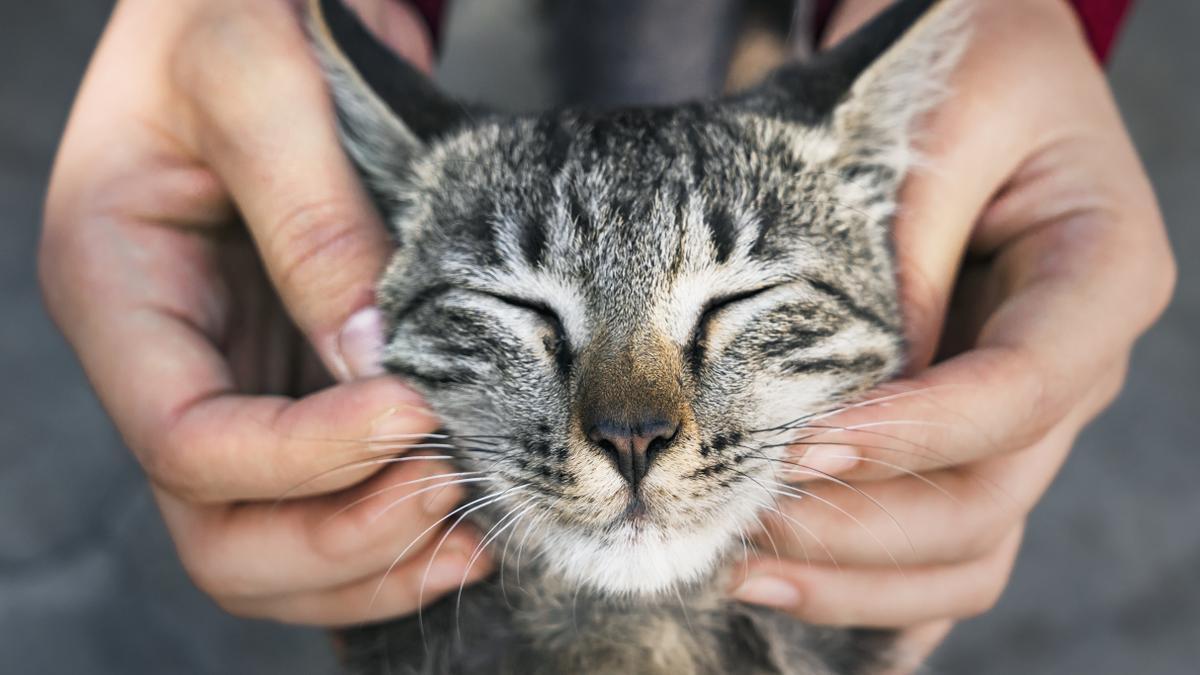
[40, 0, 490, 625]
[730, 0, 1175, 668]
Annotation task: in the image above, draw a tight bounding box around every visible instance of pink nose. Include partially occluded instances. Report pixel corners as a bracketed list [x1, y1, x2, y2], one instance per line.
[587, 419, 679, 488]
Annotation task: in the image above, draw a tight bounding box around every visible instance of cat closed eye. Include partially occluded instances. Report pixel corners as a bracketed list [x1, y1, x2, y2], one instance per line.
[481, 292, 573, 370]
[698, 284, 782, 327]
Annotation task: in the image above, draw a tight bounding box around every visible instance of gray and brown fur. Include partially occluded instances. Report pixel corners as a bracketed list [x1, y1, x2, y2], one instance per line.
[308, 0, 967, 672]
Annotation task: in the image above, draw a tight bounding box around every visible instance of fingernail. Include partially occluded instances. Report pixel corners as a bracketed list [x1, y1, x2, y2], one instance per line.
[732, 574, 803, 609]
[336, 306, 386, 380]
[368, 402, 440, 442]
[797, 444, 859, 477]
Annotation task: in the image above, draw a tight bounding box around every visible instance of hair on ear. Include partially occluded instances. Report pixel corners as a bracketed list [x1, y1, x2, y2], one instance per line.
[310, 0, 469, 142]
[307, 0, 482, 228]
[736, 0, 969, 151]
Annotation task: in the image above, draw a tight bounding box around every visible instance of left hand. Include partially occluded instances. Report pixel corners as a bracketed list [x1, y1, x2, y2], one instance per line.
[729, 0, 1175, 669]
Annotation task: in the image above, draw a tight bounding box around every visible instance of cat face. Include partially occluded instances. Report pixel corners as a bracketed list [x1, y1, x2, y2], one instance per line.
[310, 0, 964, 595]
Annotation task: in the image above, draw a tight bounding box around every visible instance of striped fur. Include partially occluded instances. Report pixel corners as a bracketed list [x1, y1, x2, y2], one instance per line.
[309, 0, 967, 672]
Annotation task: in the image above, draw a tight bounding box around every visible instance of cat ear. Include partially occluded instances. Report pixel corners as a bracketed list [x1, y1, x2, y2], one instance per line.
[740, 0, 968, 166]
[307, 0, 477, 216]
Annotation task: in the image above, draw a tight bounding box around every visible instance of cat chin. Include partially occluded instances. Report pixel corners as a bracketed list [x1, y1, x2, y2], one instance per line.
[541, 517, 743, 597]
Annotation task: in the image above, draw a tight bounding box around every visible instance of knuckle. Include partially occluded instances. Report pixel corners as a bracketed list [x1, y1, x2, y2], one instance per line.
[958, 571, 1008, 619]
[176, 541, 237, 599]
[35, 213, 94, 328]
[309, 502, 378, 563]
[141, 440, 199, 498]
[36, 227, 69, 317]
[140, 426, 221, 504]
[1148, 247, 1178, 319]
[995, 345, 1062, 444]
[958, 536, 1020, 619]
[267, 199, 372, 296]
[958, 506, 1016, 561]
[959, 583, 1003, 619]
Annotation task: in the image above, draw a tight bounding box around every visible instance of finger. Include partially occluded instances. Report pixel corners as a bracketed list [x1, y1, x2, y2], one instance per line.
[784, 340, 1130, 482]
[219, 525, 491, 626]
[162, 458, 480, 598]
[732, 527, 1023, 627]
[762, 367, 1124, 567]
[761, 408, 1078, 568]
[45, 195, 436, 505]
[152, 375, 441, 503]
[174, 0, 402, 380]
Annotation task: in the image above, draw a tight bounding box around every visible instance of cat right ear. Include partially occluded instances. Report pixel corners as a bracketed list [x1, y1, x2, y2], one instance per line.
[308, 0, 474, 219]
[738, 0, 968, 168]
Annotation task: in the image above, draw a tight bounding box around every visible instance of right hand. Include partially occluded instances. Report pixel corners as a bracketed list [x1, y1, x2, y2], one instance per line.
[40, 0, 491, 625]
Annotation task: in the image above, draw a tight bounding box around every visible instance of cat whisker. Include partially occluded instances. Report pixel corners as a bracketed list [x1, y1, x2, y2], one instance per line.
[756, 481, 905, 575]
[373, 486, 515, 612]
[761, 433, 1009, 503]
[765, 502, 841, 571]
[759, 438, 949, 468]
[742, 449, 915, 555]
[746, 384, 967, 437]
[734, 526, 752, 584]
[413, 486, 530, 647]
[361, 433, 450, 443]
[671, 582, 695, 634]
[320, 472, 489, 526]
[499, 506, 538, 607]
[759, 462, 815, 568]
[774, 457, 960, 506]
[513, 510, 549, 592]
[270, 454, 460, 510]
[758, 502, 812, 567]
[455, 496, 539, 643]
[726, 468, 789, 571]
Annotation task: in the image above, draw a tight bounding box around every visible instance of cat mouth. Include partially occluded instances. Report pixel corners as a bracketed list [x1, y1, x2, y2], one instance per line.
[617, 495, 650, 524]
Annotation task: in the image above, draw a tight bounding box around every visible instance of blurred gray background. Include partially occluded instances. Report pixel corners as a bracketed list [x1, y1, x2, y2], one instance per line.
[2, 1, 1197, 673]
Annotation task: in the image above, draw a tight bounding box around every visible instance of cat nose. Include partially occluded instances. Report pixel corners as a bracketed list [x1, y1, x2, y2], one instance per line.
[587, 418, 679, 488]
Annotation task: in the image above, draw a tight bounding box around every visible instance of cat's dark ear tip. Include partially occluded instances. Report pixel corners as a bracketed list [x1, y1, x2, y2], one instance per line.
[732, 0, 965, 124]
[309, 0, 477, 144]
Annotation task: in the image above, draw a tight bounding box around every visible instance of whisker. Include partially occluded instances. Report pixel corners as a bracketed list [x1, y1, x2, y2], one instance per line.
[513, 511, 549, 591]
[270, 454, 459, 509]
[744, 449, 914, 554]
[762, 435, 1008, 503]
[765, 504, 841, 571]
[413, 486, 529, 646]
[671, 583, 695, 634]
[774, 457, 960, 506]
[758, 481, 905, 574]
[747, 384, 967, 437]
[367, 487, 518, 612]
[456, 497, 539, 637]
[499, 508, 530, 607]
[726, 470, 789, 571]
[321, 472, 488, 526]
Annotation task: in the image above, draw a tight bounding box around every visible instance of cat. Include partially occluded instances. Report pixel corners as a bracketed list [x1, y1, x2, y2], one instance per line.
[307, 0, 966, 672]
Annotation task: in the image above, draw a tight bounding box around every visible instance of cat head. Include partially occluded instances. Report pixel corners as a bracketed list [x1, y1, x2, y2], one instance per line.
[310, 0, 965, 596]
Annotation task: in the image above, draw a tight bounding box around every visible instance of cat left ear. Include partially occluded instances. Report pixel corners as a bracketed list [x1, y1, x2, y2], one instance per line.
[308, 0, 478, 222]
[740, 0, 968, 164]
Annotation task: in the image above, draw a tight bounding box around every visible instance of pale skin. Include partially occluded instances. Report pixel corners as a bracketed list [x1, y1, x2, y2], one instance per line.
[41, 0, 1174, 668]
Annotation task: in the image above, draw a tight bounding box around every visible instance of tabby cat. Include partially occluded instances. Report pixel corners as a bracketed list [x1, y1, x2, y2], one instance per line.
[308, 0, 966, 672]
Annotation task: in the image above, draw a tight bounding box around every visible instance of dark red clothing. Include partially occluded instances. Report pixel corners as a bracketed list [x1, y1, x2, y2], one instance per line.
[814, 0, 1133, 61]
[412, 0, 1134, 63]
